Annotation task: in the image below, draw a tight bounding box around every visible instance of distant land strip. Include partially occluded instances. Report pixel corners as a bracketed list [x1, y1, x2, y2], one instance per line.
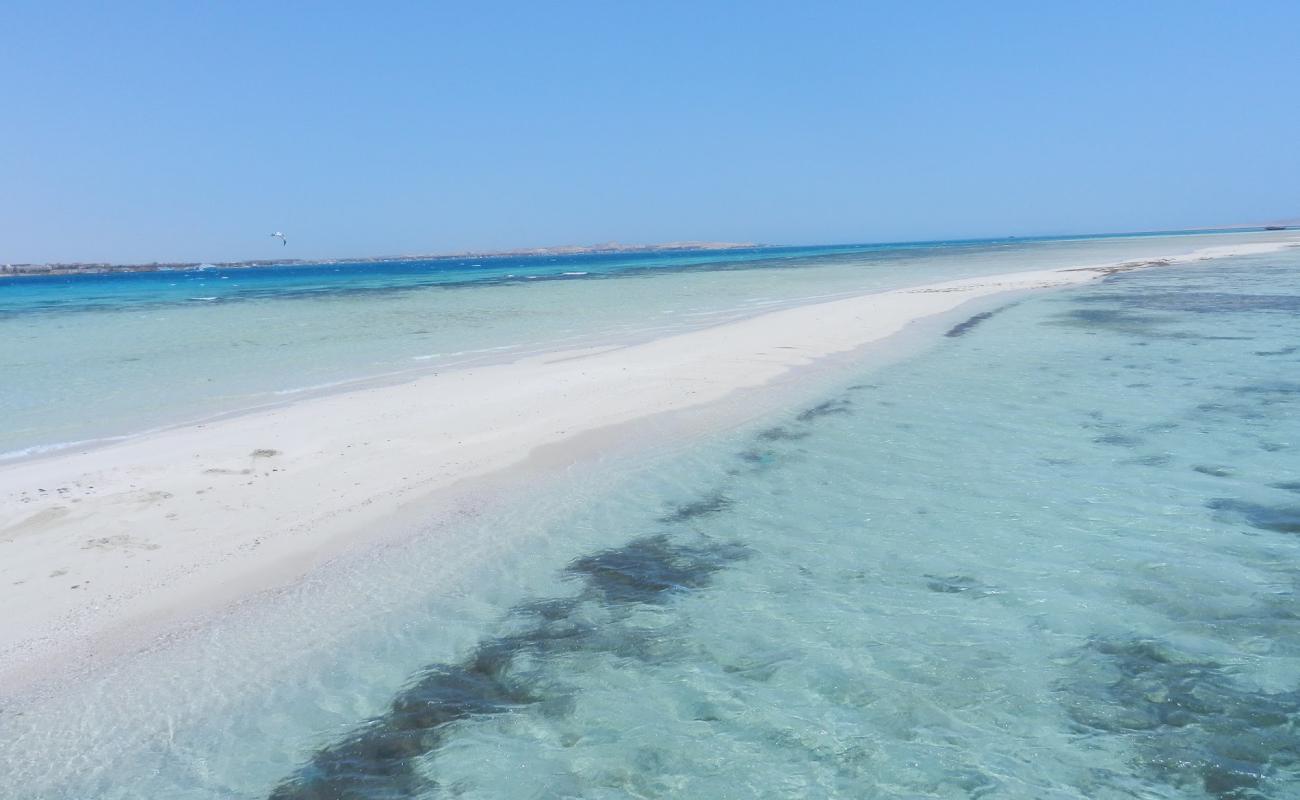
[0, 241, 761, 276]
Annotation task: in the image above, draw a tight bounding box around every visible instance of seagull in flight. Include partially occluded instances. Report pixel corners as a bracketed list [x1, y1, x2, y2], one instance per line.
[270, 231, 287, 246]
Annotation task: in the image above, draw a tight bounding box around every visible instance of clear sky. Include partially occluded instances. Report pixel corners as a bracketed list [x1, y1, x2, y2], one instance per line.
[3, 1, 1298, 263]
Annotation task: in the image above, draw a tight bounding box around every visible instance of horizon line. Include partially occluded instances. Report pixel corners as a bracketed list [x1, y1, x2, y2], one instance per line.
[2, 221, 1294, 272]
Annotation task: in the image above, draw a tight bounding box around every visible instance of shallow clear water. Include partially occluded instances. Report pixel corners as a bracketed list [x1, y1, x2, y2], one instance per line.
[1, 230, 1288, 459]
[3, 244, 1299, 798]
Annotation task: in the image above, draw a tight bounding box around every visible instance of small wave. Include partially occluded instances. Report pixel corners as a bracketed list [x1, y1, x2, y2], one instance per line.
[0, 435, 131, 462]
[189, 296, 218, 302]
[272, 378, 364, 396]
[561, 272, 589, 276]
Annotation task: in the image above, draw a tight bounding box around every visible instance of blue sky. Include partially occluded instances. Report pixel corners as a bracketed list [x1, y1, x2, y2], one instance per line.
[3, 1, 1298, 263]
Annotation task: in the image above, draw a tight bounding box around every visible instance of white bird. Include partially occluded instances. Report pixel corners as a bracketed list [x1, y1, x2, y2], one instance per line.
[270, 231, 287, 246]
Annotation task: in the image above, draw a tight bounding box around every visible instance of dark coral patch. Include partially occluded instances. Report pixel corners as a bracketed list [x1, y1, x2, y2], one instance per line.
[1193, 465, 1234, 478]
[796, 398, 853, 422]
[1207, 499, 1300, 534]
[756, 426, 810, 442]
[945, 305, 1012, 338]
[269, 534, 749, 799]
[923, 575, 996, 597]
[1255, 345, 1299, 357]
[658, 492, 735, 523]
[1064, 637, 1300, 799]
[1094, 433, 1142, 448]
[568, 534, 750, 605]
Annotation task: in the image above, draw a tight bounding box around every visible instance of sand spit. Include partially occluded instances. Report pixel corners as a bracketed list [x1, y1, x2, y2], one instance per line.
[0, 238, 1293, 696]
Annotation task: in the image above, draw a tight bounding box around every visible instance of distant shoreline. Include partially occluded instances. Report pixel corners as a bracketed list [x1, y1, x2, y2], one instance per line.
[4, 223, 1296, 277]
[0, 240, 761, 277]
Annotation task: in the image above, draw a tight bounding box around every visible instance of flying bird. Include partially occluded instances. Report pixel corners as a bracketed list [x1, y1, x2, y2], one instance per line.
[270, 231, 287, 246]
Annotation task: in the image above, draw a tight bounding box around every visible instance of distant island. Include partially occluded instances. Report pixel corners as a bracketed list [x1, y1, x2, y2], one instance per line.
[0, 241, 759, 276]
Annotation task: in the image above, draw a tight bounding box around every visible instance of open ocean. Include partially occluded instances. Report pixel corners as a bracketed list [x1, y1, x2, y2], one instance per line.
[3, 231, 1300, 798]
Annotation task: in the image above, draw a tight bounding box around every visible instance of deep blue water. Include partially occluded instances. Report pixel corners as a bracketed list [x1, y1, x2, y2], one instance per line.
[0, 229, 1271, 318]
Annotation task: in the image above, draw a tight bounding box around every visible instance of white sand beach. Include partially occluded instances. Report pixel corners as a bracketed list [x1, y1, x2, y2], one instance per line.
[0, 239, 1293, 697]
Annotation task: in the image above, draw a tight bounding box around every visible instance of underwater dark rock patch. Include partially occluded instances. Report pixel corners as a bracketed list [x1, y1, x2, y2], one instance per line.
[269, 534, 749, 799]
[1113, 291, 1300, 314]
[1194, 401, 1261, 419]
[756, 426, 810, 442]
[1049, 302, 1256, 341]
[567, 534, 750, 604]
[944, 303, 1015, 338]
[736, 448, 779, 470]
[1207, 499, 1300, 534]
[923, 575, 996, 597]
[1063, 637, 1300, 799]
[1125, 454, 1173, 467]
[1093, 433, 1142, 448]
[796, 398, 853, 422]
[658, 491, 735, 523]
[1194, 465, 1235, 478]
[1075, 289, 1300, 313]
[1051, 306, 1171, 333]
[944, 310, 993, 337]
[1140, 422, 1179, 434]
[1235, 382, 1300, 398]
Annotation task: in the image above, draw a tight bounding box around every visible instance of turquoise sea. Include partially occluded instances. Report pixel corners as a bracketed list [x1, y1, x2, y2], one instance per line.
[3, 231, 1300, 798]
[0, 230, 1286, 460]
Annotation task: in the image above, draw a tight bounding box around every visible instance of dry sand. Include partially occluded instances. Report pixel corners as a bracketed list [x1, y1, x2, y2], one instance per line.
[0, 239, 1292, 695]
